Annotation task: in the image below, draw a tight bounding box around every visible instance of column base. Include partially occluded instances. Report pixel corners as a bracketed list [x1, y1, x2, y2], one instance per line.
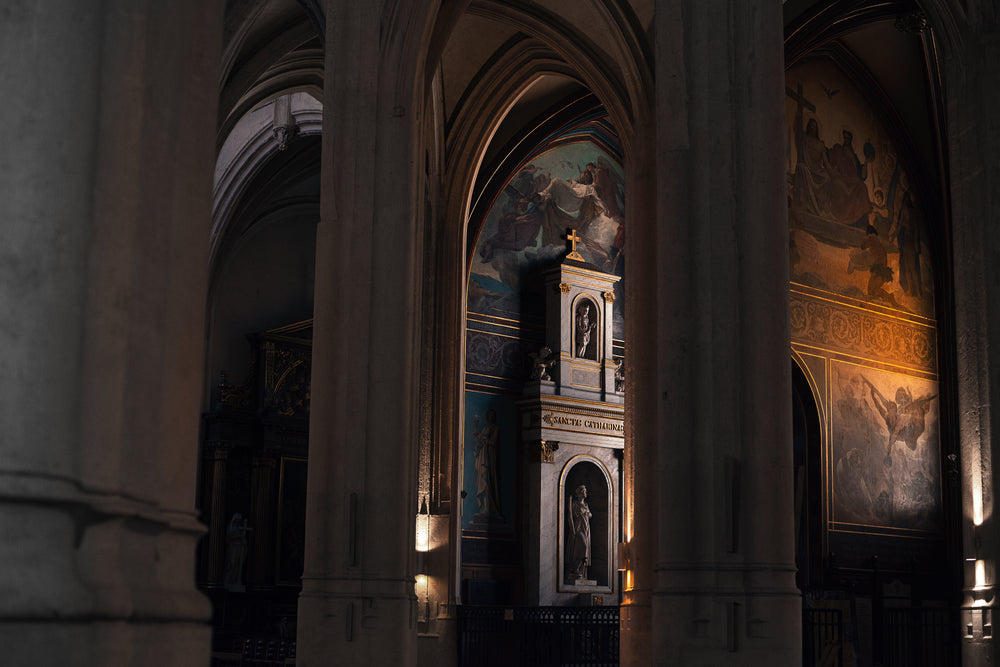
[297, 578, 417, 666]
[0, 620, 209, 667]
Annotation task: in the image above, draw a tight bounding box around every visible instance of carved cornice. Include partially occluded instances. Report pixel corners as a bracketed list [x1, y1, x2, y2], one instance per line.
[790, 290, 936, 372]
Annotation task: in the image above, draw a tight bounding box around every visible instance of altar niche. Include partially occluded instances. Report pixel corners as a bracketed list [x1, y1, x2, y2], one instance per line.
[574, 296, 599, 360]
[538, 257, 621, 404]
[560, 457, 612, 591]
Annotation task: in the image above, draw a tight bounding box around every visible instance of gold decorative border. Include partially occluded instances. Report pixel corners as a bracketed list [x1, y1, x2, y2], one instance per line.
[790, 291, 936, 372]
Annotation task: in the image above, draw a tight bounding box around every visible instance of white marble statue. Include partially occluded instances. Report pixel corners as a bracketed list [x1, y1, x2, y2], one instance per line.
[567, 485, 592, 581]
[576, 303, 598, 357]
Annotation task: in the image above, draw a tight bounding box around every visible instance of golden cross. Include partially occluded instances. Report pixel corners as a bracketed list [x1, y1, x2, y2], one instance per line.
[565, 228, 585, 261]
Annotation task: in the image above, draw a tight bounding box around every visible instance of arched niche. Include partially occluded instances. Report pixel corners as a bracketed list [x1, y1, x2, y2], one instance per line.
[559, 455, 613, 591]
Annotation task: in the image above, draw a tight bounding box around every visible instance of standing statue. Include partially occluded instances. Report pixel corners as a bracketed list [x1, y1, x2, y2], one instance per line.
[223, 513, 251, 589]
[473, 409, 504, 520]
[576, 303, 598, 357]
[566, 485, 593, 583]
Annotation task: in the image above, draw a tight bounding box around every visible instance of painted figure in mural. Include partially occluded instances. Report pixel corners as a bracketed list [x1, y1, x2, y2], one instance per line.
[587, 160, 626, 271]
[828, 130, 875, 227]
[834, 370, 882, 523]
[567, 484, 592, 581]
[473, 409, 503, 520]
[832, 368, 941, 529]
[890, 180, 923, 298]
[576, 302, 598, 357]
[866, 188, 892, 235]
[538, 170, 603, 244]
[860, 225, 901, 309]
[223, 513, 250, 587]
[479, 193, 546, 262]
[792, 112, 835, 218]
[863, 376, 937, 468]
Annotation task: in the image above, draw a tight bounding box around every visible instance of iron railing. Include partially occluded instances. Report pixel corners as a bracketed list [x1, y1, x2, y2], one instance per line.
[458, 605, 619, 667]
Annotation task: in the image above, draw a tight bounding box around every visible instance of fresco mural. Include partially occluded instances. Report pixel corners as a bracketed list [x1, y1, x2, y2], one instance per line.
[786, 60, 934, 318]
[462, 391, 517, 533]
[830, 361, 940, 533]
[468, 141, 626, 339]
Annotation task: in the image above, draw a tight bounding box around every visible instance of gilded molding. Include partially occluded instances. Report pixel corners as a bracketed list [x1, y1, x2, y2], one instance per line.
[790, 292, 936, 371]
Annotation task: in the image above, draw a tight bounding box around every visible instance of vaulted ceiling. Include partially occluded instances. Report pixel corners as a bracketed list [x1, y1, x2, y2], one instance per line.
[217, 0, 942, 204]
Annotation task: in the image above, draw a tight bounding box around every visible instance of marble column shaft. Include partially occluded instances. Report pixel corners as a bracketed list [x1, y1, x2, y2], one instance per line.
[623, 2, 800, 664]
[0, 2, 221, 665]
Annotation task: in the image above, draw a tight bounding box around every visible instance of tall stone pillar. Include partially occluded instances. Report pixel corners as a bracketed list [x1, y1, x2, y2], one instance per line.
[941, 11, 1000, 665]
[296, 1, 435, 665]
[622, 2, 800, 664]
[0, 2, 222, 665]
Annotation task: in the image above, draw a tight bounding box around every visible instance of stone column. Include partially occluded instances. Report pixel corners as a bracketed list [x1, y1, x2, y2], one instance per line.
[941, 11, 1000, 665]
[622, 2, 800, 664]
[0, 2, 221, 665]
[296, 1, 436, 665]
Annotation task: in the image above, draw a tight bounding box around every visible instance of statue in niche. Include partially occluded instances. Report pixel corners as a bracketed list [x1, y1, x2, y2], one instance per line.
[614, 358, 625, 393]
[576, 302, 598, 358]
[529, 346, 555, 381]
[473, 409, 504, 521]
[566, 485, 593, 583]
[223, 513, 251, 589]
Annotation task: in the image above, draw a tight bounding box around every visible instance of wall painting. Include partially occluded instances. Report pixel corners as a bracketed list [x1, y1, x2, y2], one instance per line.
[468, 140, 625, 340]
[786, 59, 933, 318]
[830, 361, 940, 535]
[462, 390, 517, 534]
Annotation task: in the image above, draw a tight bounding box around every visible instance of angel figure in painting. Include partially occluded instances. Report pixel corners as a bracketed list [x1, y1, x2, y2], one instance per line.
[566, 485, 592, 583]
[863, 376, 937, 467]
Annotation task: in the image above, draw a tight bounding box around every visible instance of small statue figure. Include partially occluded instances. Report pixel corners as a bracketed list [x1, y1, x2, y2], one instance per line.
[529, 346, 555, 381]
[614, 358, 625, 393]
[576, 303, 598, 357]
[566, 485, 593, 583]
[223, 513, 251, 589]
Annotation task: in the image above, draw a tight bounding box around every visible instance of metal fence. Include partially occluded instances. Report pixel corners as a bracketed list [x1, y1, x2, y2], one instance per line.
[210, 638, 296, 666]
[803, 603, 958, 667]
[458, 606, 620, 667]
[883, 606, 957, 667]
[803, 607, 844, 667]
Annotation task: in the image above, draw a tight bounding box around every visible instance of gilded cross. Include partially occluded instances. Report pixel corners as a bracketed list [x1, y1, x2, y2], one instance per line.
[565, 228, 585, 261]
